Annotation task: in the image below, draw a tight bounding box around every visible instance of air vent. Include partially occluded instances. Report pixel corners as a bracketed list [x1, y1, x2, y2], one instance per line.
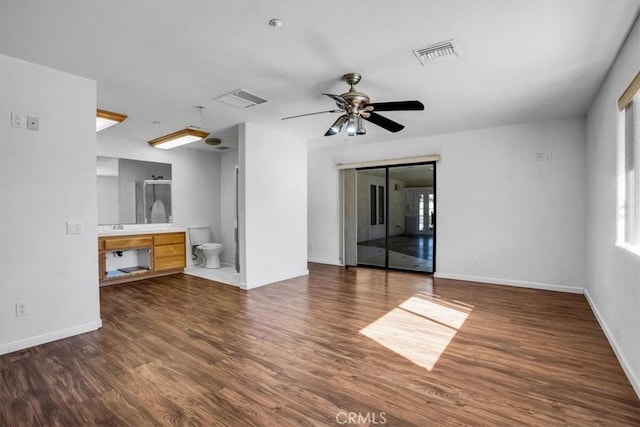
[413, 40, 460, 65]
[215, 88, 269, 108]
[215, 146, 230, 151]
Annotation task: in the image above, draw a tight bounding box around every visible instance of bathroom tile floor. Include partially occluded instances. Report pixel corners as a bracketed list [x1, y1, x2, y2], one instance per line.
[184, 264, 242, 287]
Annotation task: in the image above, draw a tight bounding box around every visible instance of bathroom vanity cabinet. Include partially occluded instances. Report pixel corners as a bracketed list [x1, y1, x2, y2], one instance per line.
[98, 231, 186, 285]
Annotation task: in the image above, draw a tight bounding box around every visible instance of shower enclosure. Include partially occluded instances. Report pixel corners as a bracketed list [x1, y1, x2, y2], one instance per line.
[135, 180, 172, 224]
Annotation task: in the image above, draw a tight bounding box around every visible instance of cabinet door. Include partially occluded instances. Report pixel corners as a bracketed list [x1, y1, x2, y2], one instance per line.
[153, 232, 186, 272]
[154, 243, 185, 258]
[98, 252, 106, 280]
[154, 256, 185, 271]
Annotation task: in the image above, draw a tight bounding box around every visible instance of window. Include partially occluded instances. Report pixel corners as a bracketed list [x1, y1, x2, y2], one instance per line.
[618, 71, 640, 252]
[428, 193, 435, 230]
[418, 194, 425, 231]
[370, 185, 377, 226]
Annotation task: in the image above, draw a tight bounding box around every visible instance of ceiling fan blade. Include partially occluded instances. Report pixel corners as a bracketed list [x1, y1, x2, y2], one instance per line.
[363, 112, 405, 133]
[368, 101, 424, 112]
[282, 110, 341, 120]
[324, 114, 348, 136]
[323, 93, 349, 108]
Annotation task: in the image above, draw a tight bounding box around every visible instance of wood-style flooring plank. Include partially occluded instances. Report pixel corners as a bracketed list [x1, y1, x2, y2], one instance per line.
[1, 263, 638, 426]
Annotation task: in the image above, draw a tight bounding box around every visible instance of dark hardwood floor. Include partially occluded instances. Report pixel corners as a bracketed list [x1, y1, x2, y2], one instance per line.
[1, 263, 638, 426]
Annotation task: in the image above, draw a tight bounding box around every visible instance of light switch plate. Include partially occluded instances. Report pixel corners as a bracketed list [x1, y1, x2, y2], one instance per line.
[66, 221, 83, 234]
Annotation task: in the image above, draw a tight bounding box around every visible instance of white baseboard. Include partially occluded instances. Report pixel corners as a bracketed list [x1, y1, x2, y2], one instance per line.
[584, 289, 640, 398]
[0, 319, 102, 355]
[433, 272, 584, 294]
[307, 257, 344, 266]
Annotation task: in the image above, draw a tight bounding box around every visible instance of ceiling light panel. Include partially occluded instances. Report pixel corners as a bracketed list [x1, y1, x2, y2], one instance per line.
[413, 40, 461, 65]
[96, 109, 127, 132]
[148, 128, 209, 150]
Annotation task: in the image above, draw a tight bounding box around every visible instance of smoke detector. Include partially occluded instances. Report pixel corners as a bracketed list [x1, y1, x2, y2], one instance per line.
[413, 40, 461, 65]
[215, 88, 269, 108]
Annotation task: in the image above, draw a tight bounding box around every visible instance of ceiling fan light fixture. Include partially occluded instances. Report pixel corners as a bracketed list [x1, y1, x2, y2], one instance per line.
[96, 109, 127, 132]
[282, 72, 423, 137]
[356, 116, 366, 135]
[327, 115, 347, 135]
[346, 114, 357, 136]
[148, 128, 209, 150]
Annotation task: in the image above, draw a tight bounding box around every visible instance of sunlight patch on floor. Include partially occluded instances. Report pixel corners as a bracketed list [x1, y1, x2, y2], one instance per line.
[360, 292, 473, 371]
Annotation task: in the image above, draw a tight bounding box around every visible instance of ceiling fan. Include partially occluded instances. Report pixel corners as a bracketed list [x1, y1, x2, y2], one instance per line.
[282, 72, 424, 136]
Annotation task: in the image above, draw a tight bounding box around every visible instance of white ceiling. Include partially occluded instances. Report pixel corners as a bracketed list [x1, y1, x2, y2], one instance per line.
[1, 1, 638, 152]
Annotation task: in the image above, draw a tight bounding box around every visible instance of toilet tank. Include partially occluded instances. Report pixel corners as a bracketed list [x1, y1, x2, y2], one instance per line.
[188, 226, 210, 245]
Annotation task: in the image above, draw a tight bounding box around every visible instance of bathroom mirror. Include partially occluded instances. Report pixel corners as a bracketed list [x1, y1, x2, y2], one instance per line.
[97, 156, 172, 225]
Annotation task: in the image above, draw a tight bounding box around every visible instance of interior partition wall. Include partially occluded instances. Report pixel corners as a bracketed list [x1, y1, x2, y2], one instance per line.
[353, 162, 436, 273]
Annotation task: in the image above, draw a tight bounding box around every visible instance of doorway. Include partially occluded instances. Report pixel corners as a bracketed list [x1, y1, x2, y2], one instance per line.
[356, 163, 435, 273]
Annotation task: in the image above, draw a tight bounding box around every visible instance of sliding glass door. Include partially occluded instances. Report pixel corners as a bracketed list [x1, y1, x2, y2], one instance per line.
[356, 163, 435, 273]
[356, 168, 387, 268]
[388, 165, 434, 272]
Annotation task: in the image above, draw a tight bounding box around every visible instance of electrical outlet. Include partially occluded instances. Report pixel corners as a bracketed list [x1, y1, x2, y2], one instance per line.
[16, 301, 28, 317]
[11, 113, 25, 128]
[536, 151, 552, 162]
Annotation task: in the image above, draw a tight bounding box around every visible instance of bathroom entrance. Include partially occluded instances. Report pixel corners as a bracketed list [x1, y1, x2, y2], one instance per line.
[355, 162, 435, 273]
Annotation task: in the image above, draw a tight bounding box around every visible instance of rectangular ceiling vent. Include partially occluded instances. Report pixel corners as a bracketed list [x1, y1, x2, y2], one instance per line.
[413, 40, 460, 65]
[215, 88, 269, 108]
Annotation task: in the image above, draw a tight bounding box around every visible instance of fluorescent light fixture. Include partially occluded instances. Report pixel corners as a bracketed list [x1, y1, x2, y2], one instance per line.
[148, 128, 209, 150]
[96, 109, 127, 132]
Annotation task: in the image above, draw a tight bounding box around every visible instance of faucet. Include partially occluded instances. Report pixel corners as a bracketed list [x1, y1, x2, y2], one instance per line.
[112, 224, 124, 230]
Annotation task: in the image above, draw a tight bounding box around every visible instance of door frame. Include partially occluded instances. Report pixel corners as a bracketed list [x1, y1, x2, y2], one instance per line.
[355, 161, 437, 274]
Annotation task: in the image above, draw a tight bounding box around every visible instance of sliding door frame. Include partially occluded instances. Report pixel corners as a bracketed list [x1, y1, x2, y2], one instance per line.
[356, 161, 437, 274]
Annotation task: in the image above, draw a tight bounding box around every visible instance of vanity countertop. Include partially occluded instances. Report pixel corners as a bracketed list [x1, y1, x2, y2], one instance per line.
[97, 227, 186, 237]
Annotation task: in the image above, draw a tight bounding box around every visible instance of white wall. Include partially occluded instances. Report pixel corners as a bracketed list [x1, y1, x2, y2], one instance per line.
[220, 149, 238, 264]
[0, 54, 101, 354]
[308, 117, 587, 292]
[97, 135, 221, 266]
[239, 123, 308, 289]
[97, 176, 119, 224]
[585, 16, 640, 396]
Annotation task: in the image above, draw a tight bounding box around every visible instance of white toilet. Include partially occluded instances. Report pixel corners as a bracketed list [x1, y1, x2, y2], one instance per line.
[188, 226, 223, 269]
